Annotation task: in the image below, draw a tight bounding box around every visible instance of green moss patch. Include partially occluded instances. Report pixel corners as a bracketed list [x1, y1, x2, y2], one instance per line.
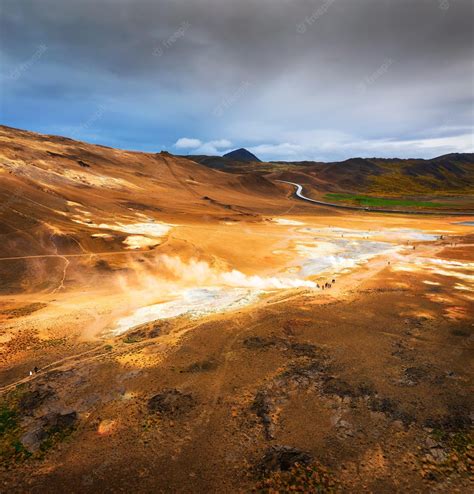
[324, 193, 447, 209]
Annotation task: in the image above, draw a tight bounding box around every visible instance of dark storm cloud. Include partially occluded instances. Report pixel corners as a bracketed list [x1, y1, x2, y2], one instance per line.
[1, 0, 473, 159]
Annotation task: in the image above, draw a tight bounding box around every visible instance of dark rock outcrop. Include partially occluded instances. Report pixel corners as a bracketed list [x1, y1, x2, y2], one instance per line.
[147, 389, 195, 417]
[260, 445, 312, 473]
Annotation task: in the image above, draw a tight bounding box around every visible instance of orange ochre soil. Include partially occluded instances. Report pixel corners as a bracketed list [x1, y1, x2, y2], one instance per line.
[0, 126, 472, 492]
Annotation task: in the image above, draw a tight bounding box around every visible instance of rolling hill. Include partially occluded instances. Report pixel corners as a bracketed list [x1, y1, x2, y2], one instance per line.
[0, 125, 290, 292]
[184, 152, 474, 210]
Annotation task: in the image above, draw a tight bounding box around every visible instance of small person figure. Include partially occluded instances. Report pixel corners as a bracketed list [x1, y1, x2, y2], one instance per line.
[29, 370, 33, 376]
[332, 279, 335, 284]
[34, 366, 39, 373]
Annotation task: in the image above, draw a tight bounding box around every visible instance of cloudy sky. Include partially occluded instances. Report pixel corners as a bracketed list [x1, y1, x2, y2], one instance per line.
[1, 0, 473, 161]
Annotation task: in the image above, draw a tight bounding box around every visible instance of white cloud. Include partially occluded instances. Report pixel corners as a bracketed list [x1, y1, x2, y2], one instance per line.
[249, 142, 304, 160]
[174, 137, 202, 149]
[193, 144, 219, 155]
[246, 129, 474, 162]
[175, 138, 232, 155]
[209, 139, 232, 149]
[172, 128, 473, 162]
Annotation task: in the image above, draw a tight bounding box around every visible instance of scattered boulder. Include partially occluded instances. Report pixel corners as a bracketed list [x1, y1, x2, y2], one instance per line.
[21, 411, 77, 452]
[260, 445, 312, 473]
[182, 359, 218, 373]
[243, 336, 277, 350]
[426, 447, 448, 464]
[401, 366, 428, 386]
[252, 390, 274, 440]
[21, 427, 48, 452]
[321, 378, 374, 399]
[148, 324, 162, 338]
[18, 387, 54, 414]
[43, 411, 77, 432]
[425, 437, 442, 449]
[322, 377, 357, 398]
[424, 437, 449, 464]
[334, 417, 355, 438]
[128, 324, 161, 340]
[368, 396, 413, 425]
[289, 342, 318, 357]
[124, 322, 162, 343]
[424, 413, 472, 432]
[391, 341, 415, 362]
[147, 389, 195, 417]
[279, 360, 326, 387]
[123, 328, 147, 343]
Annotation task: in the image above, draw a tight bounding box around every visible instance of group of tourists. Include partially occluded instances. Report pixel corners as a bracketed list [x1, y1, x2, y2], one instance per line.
[317, 279, 336, 290]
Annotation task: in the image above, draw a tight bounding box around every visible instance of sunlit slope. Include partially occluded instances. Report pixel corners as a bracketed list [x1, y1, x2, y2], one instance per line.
[0, 126, 285, 213]
[0, 126, 295, 293]
[0, 125, 286, 253]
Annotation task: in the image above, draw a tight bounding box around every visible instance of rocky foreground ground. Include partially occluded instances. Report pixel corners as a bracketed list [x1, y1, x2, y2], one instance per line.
[1, 236, 473, 493]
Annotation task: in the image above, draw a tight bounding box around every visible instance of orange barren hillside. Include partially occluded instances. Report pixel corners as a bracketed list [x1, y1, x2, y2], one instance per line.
[0, 126, 473, 493]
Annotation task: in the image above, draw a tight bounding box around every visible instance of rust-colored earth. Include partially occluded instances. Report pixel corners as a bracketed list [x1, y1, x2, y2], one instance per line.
[0, 126, 472, 493]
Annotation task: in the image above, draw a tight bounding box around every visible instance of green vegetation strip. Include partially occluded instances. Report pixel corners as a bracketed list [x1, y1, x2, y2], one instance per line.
[324, 193, 447, 208]
[1, 387, 32, 466]
[1, 386, 75, 467]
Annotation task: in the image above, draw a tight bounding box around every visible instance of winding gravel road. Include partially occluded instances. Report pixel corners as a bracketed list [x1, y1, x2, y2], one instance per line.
[277, 180, 474, 216]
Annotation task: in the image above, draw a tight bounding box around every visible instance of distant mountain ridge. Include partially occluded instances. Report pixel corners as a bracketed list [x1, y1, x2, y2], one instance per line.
[272, 153, 474, 197]
[184, 151, 474, 199]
